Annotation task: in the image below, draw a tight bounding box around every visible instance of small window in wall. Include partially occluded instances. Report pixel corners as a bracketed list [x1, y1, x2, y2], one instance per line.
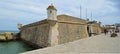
[50, 10, 52, 13]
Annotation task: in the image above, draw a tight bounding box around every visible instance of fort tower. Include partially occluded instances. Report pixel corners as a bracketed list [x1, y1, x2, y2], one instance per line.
[47, 3, 57, 20]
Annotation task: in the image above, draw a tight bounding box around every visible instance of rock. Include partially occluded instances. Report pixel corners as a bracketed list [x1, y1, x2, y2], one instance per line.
[0, 36, 6, 41]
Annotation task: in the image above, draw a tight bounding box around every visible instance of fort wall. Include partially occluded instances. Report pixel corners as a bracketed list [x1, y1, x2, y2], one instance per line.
[21, 20, 50, 47]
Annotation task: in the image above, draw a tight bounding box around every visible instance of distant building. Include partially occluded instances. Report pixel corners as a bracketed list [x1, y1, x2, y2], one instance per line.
[19, 4, 101, 48]
[115, 23, 120, 33]
[102, 24, 120, 33]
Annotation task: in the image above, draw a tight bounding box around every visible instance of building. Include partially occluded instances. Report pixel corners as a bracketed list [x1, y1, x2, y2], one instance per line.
[87, 20, 102, 36]
[19, 4, 101, 48]
[103, 24, 120, 33]
[115, 23, 120, 33]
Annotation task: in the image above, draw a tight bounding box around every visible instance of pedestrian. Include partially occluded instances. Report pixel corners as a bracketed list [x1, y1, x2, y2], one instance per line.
[104, 29, 107, 35]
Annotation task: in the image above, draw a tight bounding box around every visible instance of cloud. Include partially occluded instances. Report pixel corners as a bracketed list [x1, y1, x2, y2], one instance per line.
[108, 0, 120, 9]
[0, 0, 47, 30]
[0, 0, 119, 30]
[0, 0, 46, 14]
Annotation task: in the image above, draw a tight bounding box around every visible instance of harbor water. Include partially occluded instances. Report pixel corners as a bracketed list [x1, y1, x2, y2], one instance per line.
[0, 31, 34, 54]
[0, 41, 34, 54]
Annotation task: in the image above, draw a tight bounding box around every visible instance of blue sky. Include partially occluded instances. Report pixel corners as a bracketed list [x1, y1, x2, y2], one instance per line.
[0, 0, 120, 30]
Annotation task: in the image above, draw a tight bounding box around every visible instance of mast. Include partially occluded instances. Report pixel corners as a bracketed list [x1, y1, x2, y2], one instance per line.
[80, 0, 82, 18]
[91, 12, 92, 21]
[80, 5, 82, 18]
[86, 8, 88, 19]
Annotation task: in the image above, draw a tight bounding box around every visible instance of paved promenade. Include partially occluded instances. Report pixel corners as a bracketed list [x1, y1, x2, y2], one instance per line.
[21, 33, 120, 54]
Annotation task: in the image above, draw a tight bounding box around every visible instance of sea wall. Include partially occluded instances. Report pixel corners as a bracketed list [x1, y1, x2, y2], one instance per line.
[20, 15, 90, 47]
[21, 20, 50, 47]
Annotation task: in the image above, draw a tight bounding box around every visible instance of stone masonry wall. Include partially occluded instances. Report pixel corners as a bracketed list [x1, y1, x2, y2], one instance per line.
[58, 22, 88, 44]
[90, 23, 101, 35]
[20, 15, 89, 47]
[57, 15, 88, 44]
[21, 20, 50, 47]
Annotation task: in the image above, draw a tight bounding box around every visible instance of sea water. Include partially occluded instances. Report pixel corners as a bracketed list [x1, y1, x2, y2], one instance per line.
[0, 31, 34, 54]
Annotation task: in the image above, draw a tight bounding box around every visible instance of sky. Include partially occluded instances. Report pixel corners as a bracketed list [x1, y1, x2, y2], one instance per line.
[0, 0, 120, 30]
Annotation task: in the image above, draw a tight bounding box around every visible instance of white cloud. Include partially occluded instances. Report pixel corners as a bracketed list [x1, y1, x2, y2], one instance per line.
[0, 1, 46, 14]
[0, 0, 119, 30]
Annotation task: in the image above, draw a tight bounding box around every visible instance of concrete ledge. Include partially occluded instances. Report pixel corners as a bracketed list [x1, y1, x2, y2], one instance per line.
[20, 33, 120, 54]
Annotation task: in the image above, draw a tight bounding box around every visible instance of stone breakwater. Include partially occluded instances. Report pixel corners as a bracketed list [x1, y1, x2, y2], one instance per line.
[0, 32, 18, 41]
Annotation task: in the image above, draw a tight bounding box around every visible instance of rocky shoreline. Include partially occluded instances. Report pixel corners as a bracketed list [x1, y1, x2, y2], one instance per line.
[0, 32, 19, 41]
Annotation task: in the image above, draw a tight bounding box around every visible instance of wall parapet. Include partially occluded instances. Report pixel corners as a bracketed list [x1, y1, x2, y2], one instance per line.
[21, 19, 48, 29]
[21, 19, 87, 30]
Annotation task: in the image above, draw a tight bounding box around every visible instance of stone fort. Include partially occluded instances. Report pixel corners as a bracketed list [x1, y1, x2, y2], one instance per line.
[18, 4, 101, 48]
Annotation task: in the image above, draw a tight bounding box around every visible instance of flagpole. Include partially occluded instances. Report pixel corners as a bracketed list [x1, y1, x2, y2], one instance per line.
[80, 5, 82, 18]
[80, 0, 82, 18]
[86, 8, 87, 19]
[91, 12, 92, 21]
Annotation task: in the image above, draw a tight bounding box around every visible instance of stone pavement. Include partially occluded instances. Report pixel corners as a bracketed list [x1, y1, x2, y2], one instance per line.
[21, 33, 120, 54]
